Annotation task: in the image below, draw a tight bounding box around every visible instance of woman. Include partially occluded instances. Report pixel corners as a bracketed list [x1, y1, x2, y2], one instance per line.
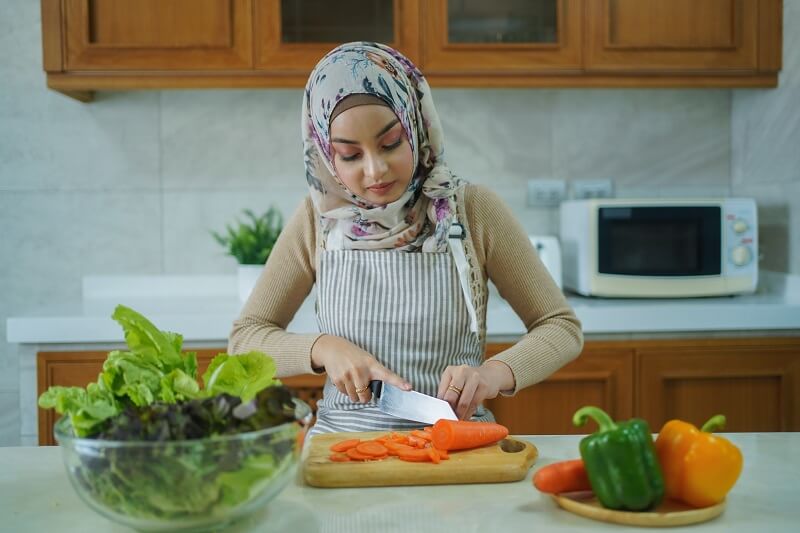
[228, 42, 583, 438]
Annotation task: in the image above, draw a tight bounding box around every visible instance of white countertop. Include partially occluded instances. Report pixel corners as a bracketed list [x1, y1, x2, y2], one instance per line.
[6, 271, 800, 345]
[1, 433, 798, 532]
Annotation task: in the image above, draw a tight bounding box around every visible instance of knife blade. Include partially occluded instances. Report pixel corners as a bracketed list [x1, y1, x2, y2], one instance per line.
[369, 381, 458, 425]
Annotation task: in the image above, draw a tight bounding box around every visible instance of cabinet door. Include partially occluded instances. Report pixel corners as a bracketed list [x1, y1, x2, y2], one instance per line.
[485, 342, 634, 435]
[637, 338, 800, 432]
[421, 0, 582, 77]
[36, 350, 325, 445]
[585, 0, 762, 72]
[63, 0, 253, 70]
[255, 0, 421, 73]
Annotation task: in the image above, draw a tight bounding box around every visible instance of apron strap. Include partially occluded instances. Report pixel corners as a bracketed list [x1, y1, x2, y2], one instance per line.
[448, 223, 479, 334]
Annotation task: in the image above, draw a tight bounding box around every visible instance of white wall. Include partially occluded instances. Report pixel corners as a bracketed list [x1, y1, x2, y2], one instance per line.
[1, 0, 798, 445]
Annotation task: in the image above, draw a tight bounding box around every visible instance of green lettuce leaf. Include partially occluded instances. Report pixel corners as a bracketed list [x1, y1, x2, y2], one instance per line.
[38, 305, 284, 442]
[202, 352, 278, 402]
[159, 369, 202, 403]
[38, 381, 120, 437]
[111, 304, 183, 370]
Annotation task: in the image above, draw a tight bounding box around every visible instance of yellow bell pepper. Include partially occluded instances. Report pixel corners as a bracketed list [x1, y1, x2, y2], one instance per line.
[655, 415, 743, 508]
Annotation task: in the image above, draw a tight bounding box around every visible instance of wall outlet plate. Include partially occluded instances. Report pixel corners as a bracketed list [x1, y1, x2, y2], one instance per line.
[572, 179, 614, 200]
[527, 179, 567, 207]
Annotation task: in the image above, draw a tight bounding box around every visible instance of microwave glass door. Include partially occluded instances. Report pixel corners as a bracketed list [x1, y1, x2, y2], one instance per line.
[598, 206, 721, 276]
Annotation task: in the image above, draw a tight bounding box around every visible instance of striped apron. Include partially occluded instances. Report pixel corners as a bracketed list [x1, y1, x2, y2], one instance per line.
[308, 225, 493, 439]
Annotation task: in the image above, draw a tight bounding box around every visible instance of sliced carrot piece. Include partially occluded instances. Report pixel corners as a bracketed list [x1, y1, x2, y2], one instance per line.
[408, 435, 428, 448]
[389, 432, 410, 444]
[411, 430, 433, 441]
[434, 448, 449, 460]
[428, 448, 441, 464]
[398, 454, 430, 462]
[384, 441, 414, 455]
[346, 447, 375, 461]
[397, 447, 433, 462]
[355, 441, 389, 457]
[330, 438, 361, 453]
[329, 453, 351, 462]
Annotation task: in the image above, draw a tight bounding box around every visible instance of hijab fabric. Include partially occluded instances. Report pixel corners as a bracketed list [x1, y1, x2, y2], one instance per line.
[302, 42, 463, 252]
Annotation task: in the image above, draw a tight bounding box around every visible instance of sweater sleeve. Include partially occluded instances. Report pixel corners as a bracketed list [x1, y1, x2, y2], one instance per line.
[227, 196, 324, 377]
[465, 184, 584, 394]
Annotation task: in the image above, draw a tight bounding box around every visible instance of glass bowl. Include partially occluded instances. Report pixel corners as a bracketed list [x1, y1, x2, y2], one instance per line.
[54, 399, 311, 532]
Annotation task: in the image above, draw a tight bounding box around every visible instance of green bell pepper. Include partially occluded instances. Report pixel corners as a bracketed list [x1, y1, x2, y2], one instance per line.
[573, 406, 665, 511]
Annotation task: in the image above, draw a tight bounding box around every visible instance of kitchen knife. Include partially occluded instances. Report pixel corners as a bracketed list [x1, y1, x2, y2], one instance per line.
[369, 381, 458, 425]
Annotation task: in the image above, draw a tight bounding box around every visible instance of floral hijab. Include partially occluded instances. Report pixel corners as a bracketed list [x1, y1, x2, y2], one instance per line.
[302, 42, 463, 252]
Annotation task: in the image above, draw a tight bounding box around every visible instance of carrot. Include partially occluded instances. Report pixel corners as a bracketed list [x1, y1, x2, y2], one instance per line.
[330, 438, 361, 453]
[408, 435, 428, 448]
[384, 441, 414, 454]
[325, 431, 452, 463]
[389, 432, 410, 445]
[431, 420, 509, 451]
[428, 448, 441, 464]
[397, 448, 433, 462]
[346, 447, 380, 461]
[355, 441, 389, 457]
[411, 429, 433, 441]
[532, 459, 592, 494]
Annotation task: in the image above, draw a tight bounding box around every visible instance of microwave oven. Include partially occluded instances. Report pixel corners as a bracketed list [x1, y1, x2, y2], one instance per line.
[560, 198, 758, 298]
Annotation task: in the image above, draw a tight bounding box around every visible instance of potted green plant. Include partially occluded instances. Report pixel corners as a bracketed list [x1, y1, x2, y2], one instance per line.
[212, 207, 283, 301]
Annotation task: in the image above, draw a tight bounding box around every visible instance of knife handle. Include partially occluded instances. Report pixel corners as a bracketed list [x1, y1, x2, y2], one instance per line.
[368, 380, 382, 398]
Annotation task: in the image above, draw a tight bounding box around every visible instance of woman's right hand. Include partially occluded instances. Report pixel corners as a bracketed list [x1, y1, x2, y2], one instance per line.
[310, 334, 411, 403]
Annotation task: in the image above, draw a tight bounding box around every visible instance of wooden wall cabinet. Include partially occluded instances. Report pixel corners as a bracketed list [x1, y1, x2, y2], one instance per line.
[62, 0, 253, 70]
[421, 0, 584, 77]
[254, 0, 420, 74]
[36, 337, 800, 444]
[40, 0, 782, 101]
[584, 0, 782, 76]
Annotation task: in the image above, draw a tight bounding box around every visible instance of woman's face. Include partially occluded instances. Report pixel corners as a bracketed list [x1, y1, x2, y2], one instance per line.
[329, 104, 415, 205]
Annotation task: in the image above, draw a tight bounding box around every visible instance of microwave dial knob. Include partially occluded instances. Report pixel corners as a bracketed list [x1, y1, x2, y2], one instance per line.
[731, 246, 752, 266]
[733, 219, 749, 233]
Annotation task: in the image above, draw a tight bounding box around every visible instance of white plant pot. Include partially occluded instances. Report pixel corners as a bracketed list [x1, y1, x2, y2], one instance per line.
[237, 264, 263, 302]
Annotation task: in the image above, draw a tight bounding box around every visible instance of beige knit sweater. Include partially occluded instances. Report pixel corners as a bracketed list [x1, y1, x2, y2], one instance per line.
[228, 184, 583, 395]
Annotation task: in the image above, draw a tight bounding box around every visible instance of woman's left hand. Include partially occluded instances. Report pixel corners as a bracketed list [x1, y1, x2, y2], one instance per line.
[437, 361, 514, 420]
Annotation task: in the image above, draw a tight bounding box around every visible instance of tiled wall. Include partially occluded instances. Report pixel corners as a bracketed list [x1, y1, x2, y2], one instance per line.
[731, 0, 800, 273]
[1, 1, 798, 446]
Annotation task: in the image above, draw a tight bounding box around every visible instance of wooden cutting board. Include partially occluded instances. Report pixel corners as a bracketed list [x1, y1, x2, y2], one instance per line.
[302, 431, 538, 488]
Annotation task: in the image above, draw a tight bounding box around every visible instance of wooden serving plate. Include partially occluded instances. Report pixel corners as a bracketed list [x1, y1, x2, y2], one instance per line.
[552, 491, 726, 527]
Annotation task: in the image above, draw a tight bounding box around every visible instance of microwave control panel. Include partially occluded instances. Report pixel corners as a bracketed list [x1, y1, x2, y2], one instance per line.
[722, 199, 758, 274]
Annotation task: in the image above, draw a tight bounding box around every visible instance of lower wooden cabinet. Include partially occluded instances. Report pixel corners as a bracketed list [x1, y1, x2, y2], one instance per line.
[636, 338, 800, 432]
[484, 343, 634, 435]
[486, 337, 800, 435]
[37, 337, 800, 445]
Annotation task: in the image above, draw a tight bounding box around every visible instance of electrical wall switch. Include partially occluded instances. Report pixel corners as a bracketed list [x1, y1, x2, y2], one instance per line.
[527, 179, 567, 207]
[572, 179, 614, 200]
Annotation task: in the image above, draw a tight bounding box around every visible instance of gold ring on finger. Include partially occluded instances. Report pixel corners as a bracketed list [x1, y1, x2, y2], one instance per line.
[355, 385, 369, 394]
[447, 385, 463, 395]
